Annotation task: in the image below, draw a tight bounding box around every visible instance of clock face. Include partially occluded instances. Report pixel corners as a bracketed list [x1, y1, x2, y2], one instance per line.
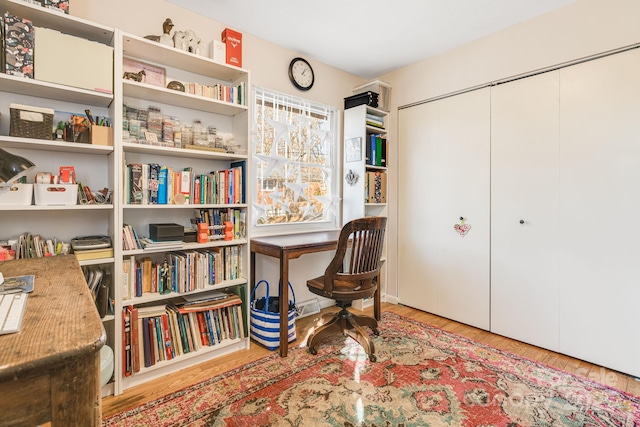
[289, 57, 314, 91]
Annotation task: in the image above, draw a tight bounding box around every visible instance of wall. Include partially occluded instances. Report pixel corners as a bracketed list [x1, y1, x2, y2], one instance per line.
[380, 0, 640, 301]
[73, 0, 366, 305]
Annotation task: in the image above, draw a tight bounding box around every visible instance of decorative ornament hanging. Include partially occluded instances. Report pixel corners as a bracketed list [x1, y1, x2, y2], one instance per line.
[345, 169, 359, 186]
[454, 216, 471, 237]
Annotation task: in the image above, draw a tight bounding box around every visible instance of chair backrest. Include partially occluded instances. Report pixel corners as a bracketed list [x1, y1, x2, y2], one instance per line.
[323, 216, 387, 301]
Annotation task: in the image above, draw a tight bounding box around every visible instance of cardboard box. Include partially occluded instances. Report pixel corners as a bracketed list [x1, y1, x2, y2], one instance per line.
[4, 13, 34, 79]
[91, 125, 113, 146]
[149, 223, 184, 242]
[34, 27, 113, 94]
[221, 28, 242, 67]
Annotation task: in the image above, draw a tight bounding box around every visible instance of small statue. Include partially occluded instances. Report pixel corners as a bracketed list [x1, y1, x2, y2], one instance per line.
[123, 69, 146, 82]
[173, 30, 188, 51]
[144, 18, 174, 47]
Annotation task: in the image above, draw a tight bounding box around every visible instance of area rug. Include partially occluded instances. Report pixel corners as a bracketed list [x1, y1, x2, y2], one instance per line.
[103, 312, 640, 426]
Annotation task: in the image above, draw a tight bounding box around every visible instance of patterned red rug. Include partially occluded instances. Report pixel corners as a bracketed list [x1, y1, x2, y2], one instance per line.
[103, 312, 640, 426]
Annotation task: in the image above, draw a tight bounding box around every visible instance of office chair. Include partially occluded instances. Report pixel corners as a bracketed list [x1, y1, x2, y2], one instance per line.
[306, 216, 387, 361]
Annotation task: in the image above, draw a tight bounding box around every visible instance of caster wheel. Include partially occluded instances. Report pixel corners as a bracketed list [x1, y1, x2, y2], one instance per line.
[309, 347, 317, 355]
[369, 354, 377, 362]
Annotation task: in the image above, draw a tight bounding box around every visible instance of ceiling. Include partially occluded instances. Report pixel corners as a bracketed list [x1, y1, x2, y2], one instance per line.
[167, 0, 576, 79]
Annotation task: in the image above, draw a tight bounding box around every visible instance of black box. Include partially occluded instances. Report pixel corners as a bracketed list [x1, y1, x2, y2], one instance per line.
[149, 223, 184, 241]
[344, 91, 379, 110]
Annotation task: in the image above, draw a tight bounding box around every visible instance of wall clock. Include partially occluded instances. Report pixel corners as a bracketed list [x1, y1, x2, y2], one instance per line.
[288, 57, 314, 91]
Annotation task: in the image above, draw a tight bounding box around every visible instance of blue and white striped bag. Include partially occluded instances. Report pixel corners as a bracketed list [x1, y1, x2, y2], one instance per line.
[250, 280, 297, 350]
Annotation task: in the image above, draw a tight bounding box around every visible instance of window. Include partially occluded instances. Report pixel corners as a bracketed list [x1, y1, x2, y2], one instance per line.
[252, 87, 339, 233]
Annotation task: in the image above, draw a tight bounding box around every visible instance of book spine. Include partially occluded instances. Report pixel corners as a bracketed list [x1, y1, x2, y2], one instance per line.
[158, 166, 168, 204]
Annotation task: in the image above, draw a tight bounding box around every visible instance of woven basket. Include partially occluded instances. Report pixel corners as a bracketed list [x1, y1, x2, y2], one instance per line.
[9, 104, 54, 140]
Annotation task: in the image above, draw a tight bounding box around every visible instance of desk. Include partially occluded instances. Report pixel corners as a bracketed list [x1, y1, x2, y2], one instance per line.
[250, 230, 381, 357]
[0, 255, 105, 426]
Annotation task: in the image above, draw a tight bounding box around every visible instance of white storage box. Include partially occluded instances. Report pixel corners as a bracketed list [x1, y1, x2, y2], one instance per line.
[34, 184, 78, 206]
[0, 184, 33, 206]
[353, 80, 392, 112]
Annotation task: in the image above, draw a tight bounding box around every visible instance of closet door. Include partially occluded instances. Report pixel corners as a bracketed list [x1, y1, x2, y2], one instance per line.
[559, 49, 640, 377]
[491, 71, 560, 351]
[398, 88, 490, 330]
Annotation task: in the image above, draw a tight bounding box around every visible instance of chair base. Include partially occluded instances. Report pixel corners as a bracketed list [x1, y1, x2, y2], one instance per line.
[307, 306, 379, 362]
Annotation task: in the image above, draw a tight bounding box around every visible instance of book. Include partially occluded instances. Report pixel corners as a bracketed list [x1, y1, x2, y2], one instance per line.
[158, 166, 168, 204]
[74, 247, 114, 261]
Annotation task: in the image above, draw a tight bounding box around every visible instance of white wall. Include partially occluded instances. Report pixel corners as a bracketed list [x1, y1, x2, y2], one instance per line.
[73, 0, 366, 305]
[381, 0, 640, 300]
[73, 0, 640, 305]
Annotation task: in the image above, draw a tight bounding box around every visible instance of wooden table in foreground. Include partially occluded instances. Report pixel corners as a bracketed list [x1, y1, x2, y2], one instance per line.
[0, 255, 105, 426]
[250, 230, 381, 357]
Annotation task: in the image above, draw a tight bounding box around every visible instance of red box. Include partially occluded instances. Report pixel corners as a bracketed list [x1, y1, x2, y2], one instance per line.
[221, 28, 242, 68]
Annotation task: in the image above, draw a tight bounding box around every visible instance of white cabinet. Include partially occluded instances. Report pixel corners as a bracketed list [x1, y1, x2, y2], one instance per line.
[558, 49, 640, 377]
[343, 104, 389, 309]
[398, 88, 491, 330]
[490, 71, 560, 351]
[343, 104, 388, 223]
[398, 48, 640, 378]
[113, 31, 251, 394]
[0, 0, 117, 389]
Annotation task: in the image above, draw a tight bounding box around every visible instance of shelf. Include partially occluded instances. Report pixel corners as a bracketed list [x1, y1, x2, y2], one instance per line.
[0, 135, 114, 154]
[121, 337, 247, 390]
[78, 257, 116, 267]
[0, 73, 114, 107]
[122, 203, 247, 210]
[122, 32, 246, 82]
[122, 278, 247, 306]
[122, 142, 247, 160]
[123, 239, 248, 256]
[0, 204, 113, 212]
[366, 124, 387, 134]
[122, 80, 247, 115]
[1, 0, 114, 44]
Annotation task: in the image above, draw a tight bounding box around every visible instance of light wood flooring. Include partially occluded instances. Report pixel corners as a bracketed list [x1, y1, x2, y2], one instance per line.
[102, 303, 640, 417]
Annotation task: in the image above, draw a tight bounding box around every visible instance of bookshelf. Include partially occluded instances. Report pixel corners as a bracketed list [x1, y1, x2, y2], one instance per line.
[0, 0, 117, 393]
[113, 30, 251, 395]
[342, 103, 389, 309]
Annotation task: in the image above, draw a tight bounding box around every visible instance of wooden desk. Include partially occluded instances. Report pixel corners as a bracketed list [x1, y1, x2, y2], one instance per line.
[0, 255, 106, 426]
[250, 230, 381, 357]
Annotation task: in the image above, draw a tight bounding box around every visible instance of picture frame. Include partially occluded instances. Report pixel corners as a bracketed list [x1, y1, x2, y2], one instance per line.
[345, 137, 362, 163]
[122, 57, 166, 88]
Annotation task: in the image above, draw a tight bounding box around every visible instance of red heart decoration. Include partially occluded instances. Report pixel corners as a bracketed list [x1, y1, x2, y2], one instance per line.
[454, 223, 471, 237]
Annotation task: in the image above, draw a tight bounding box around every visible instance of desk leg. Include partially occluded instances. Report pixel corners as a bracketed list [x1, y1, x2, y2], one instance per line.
[374, 273, 381, 321]
[51, 351, 101, 426]
[279, 251, 289, 357]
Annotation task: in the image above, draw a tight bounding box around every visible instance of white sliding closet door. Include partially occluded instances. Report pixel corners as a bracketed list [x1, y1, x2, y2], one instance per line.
[491, 71, 560, 351]
[559, 49, 640, 377]
[398, 88, 491, 330]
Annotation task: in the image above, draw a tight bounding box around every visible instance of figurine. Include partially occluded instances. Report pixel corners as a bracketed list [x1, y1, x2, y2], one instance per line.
[123, 70, 146, 82]
[173, 30, 188, 51]
[144, 18, 174, 47]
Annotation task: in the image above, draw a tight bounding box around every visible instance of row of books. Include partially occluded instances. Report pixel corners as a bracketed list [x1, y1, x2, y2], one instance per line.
[122, 292, 245, 375]
[365, 171, 387, 204]
[124, 161, 245, 205]
[122, 245, 243, 299]
[366, 134, 387, 167]
[82, 265, 113, 318]
[366, 113, 385, 129]
[192, 208, 246, 241]
[184, 81, 247, 106]
[7, 233, 71, 260]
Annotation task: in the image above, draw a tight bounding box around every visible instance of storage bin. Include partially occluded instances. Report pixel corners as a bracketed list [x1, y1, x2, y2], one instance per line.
[0, 184, 33, 206]
[344, 91, 379, 110]
[9, 104, 54, 140]
[34, 184, 78, 206]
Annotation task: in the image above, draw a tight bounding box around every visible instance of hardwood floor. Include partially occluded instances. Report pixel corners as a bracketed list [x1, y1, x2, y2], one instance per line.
[102, 302, 640, 417]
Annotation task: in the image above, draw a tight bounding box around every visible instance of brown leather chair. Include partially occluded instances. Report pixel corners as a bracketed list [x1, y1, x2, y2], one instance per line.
[306, 216, 387, 361]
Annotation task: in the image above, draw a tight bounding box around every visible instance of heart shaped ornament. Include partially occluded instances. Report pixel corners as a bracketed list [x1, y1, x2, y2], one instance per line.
[454, 223, 471, 237]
